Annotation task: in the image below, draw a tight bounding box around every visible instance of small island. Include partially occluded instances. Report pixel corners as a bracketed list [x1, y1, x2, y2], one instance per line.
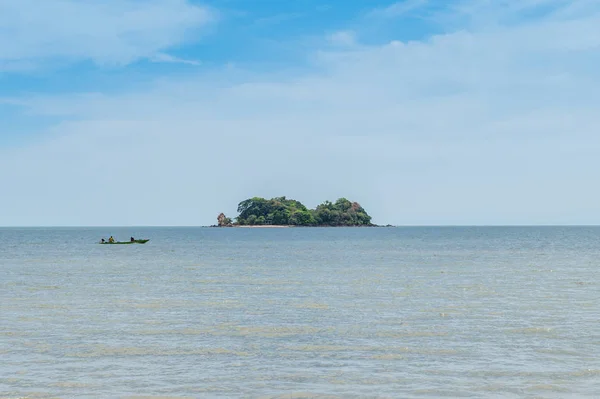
[216, 196, 377, 227]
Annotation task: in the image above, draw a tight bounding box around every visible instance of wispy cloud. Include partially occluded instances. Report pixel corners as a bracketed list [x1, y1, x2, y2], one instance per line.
[150, 53, 202, 66]
[327, 31, 357, 47]
[437, 0, 597, 30]
[0, 0, 213, 68]
[0, 60, 39, 73]
[252, 12, 305, 27]
[368, 0, 429, 18]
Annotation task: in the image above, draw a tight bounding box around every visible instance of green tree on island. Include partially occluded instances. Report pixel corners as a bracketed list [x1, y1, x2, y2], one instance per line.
[218, 196, 374, 226]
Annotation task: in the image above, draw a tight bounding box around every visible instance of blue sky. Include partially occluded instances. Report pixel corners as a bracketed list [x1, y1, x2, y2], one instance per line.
[1, 0, 600, 226]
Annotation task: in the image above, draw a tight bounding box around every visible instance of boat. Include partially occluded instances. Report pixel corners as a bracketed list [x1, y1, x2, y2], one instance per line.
[100, 239, 150, 245]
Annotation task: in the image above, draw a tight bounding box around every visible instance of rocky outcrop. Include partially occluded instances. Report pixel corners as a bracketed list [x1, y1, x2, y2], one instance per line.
[217, 213, 233, 227]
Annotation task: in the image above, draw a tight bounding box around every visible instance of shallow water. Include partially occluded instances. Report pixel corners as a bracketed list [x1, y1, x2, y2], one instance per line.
[1, 227, 599, 398]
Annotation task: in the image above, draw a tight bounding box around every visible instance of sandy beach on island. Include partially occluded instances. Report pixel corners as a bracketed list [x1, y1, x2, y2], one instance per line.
[233, 225, 291, 228]
[211, 224, 386, 228]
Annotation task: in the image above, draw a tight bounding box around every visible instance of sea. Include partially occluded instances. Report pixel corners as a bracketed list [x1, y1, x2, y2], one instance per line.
[1, 226, 599, 399]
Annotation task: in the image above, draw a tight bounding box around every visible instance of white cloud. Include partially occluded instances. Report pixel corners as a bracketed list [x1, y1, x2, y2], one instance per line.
[0, 0, 213, 67]
[1, 0, 600, 225]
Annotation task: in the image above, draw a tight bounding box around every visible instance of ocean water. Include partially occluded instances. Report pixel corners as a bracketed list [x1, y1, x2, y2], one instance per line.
[1, 226, 599, 399]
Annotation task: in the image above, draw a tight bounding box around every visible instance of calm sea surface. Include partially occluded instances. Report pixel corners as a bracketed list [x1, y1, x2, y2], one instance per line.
[1, 227, 599, 398]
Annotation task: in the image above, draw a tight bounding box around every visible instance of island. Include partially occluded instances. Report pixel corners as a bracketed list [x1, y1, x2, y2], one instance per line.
[216, 196, 378, 227]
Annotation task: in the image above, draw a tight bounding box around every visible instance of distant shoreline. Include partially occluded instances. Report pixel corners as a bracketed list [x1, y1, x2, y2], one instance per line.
[209, 224, 392, 228]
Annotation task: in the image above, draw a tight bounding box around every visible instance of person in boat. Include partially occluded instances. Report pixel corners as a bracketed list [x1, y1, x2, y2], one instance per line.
[109, 236, 115, 243]
[130, 237, 135, 242]
[101, 238, 106, 244]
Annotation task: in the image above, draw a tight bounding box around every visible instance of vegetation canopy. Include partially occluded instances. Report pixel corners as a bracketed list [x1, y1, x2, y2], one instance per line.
[218, 196, 374, 226]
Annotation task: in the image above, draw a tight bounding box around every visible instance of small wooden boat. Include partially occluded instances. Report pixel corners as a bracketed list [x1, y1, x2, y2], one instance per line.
[100, 239, 150, 245]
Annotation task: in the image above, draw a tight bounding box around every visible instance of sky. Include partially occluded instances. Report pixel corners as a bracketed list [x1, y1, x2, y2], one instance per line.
[1, 0, 599, 226]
